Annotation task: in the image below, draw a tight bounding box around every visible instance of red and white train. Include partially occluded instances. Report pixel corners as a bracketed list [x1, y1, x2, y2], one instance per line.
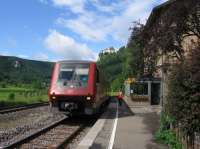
[48, 60, 109, 115]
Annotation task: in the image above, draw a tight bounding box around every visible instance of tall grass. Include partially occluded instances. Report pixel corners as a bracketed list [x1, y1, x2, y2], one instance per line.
[0, 87, 48, 107]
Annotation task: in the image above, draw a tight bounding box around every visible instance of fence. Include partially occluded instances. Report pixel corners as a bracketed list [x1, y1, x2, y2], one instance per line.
[194, 132, 200, 149]
[174, 125, 200, 149]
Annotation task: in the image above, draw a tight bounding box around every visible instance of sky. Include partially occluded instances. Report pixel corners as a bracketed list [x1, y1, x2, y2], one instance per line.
[0, 0, 167, 62]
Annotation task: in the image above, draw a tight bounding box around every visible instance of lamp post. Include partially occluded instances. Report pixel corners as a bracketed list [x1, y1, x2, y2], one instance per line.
[161, 51, 164, 107]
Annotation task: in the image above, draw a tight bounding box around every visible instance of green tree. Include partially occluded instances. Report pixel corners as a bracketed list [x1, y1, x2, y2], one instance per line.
[97, 47, 127, 91]
[166, 44, 200, 146]
[126, 22, 145, 77]
[97, 22, 146, 91]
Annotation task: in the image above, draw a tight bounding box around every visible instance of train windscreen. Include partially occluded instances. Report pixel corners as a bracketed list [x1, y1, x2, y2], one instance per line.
[57, 63, 89, 88]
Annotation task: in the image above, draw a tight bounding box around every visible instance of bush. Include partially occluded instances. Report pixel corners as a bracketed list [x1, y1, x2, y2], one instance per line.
[155, 130, 182, 149]
[166, 44, 200, 144]
[1, 83, 6, 88]
[37, 98, 43, 102]
[8, 93, 15, 100]
[155, 113, 182, 149]
[160, 112, 175, 131]
[111, 75, 124, 91]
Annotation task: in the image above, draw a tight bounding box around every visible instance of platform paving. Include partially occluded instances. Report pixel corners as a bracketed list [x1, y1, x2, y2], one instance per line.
[77, 97, 168, 149]
[113, 98, 167, 149]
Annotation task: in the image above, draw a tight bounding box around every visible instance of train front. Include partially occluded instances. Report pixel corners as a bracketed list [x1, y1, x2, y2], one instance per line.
[48, 61, 96, 115]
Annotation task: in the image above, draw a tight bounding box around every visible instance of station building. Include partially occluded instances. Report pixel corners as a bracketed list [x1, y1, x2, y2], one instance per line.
[125, 0, 200, 106]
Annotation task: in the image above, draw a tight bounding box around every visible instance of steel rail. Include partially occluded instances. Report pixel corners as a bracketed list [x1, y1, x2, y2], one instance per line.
[0, 102, 49, 114]
[55, 124, 85, 149]
[2, 116, 68, 149]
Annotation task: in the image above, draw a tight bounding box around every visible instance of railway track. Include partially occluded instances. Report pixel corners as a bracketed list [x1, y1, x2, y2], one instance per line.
[2, 116, 87, 149]
[0, 102, 49, 114]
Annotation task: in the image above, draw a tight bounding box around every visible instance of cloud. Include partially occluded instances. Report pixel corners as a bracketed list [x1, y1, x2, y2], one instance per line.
[44, 30, 97, 60]
[109, 0, 154, 42]
[18, 54, 29, 59]
[0, 51, 10, 56]
[90, 0, 129, 14]
[56, 13, 110, 42]
[38, 0, 48, 4]
[55, 0, 163, 44]
[52, 0, 86, 14]
[34, 52, 49, 61]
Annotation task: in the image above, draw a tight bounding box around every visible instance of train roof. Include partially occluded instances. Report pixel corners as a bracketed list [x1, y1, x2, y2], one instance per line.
[57, 60, 95, 64]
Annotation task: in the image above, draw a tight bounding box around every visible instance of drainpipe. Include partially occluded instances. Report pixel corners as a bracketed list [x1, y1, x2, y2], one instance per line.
[161, 52, 164, 107]
[148, 81, 151, 104]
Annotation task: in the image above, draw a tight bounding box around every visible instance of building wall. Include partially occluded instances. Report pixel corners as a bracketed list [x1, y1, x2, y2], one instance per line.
[155, 36, 199, 107]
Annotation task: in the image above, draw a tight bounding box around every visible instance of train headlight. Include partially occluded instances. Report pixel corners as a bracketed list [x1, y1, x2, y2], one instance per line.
[86, 96, 91, 100]
[52, 96, 56, 99]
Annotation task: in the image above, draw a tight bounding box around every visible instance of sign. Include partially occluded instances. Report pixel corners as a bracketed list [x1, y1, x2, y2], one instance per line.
[125, 77, 136, 84]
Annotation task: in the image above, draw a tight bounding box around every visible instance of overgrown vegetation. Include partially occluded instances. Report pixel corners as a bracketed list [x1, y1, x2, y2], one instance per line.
[155, 113, 182, 149]
[165, 44, 200, 146]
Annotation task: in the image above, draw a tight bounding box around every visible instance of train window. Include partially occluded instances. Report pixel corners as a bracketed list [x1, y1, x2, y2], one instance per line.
[59, 68, 74, 80]
[57, 63, 89, 88]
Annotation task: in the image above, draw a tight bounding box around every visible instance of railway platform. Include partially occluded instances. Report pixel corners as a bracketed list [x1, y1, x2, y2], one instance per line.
[76, 97, 168, 149]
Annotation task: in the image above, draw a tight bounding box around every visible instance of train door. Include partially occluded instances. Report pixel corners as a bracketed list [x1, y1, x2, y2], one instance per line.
[151, 83, 160, 105]
[95, 68, 101, 102]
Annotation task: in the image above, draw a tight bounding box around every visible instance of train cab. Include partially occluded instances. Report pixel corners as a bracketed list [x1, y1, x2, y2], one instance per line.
[48, 60, 108, 115]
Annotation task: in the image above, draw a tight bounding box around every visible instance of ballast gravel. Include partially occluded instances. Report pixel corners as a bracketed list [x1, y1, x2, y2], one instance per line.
[0, 106, 65, 147]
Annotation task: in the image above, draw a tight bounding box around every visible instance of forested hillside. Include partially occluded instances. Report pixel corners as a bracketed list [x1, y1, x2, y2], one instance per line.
[0, 56, 54, 88]
[97, 23, 144, 91]
[97, 47, 127, 91]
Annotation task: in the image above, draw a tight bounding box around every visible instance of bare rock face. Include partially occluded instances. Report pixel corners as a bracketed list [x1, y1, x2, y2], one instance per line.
[14, 60, 20, 68]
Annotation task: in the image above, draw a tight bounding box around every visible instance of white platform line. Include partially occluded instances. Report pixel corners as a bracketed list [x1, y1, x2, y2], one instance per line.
[108, 101, 118, 149]
[77, 116, 106, 148]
